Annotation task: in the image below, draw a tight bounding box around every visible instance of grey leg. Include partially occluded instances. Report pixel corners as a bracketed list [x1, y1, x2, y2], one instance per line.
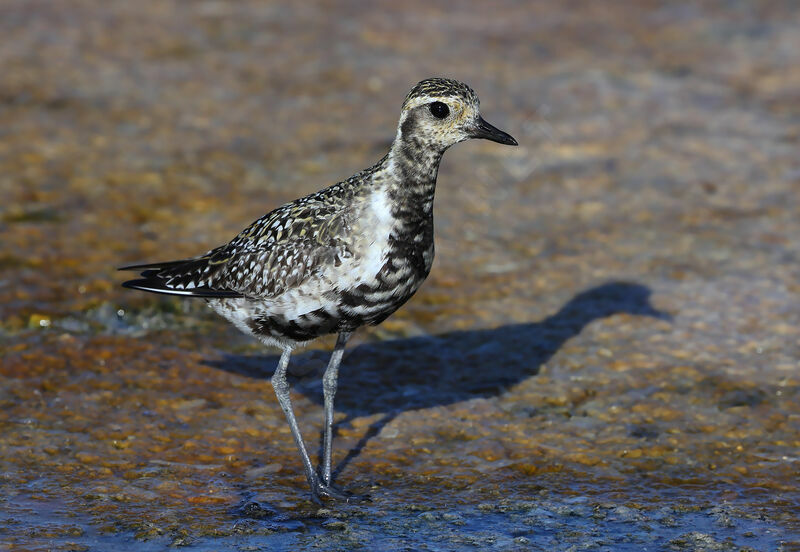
[321, 331, 351, 486]
[271, 347, 317, 489]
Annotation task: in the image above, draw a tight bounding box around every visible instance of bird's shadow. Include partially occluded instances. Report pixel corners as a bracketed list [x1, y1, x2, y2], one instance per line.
[205, 281, 669, 482]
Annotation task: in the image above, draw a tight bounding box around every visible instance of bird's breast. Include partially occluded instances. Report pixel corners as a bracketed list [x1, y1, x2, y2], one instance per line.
[353, 186, 434, 286]
[328, 186, 434, 322]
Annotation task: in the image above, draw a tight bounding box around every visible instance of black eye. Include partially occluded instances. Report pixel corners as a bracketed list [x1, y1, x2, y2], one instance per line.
[429, 101, 449, 119]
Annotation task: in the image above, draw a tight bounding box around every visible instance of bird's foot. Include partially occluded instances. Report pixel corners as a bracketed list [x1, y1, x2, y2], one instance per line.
[309, 476, 370, 504]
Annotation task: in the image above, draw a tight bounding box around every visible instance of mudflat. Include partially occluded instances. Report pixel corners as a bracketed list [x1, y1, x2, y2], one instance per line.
[1, 2, 798, 550]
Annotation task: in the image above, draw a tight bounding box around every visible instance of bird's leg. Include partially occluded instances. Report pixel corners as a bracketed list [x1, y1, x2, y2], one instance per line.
[271, 344, 360, 502]
[321, 331, 351, 486]
[270, 347, 318, 491]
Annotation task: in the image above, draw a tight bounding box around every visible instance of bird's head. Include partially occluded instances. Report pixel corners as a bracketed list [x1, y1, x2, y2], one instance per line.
[396, 77, 518, 152]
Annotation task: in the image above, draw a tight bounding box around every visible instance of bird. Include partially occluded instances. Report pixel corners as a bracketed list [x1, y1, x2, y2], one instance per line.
[120, 77, 518, 501]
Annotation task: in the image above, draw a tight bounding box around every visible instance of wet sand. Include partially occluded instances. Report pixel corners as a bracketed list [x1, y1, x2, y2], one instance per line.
[1, 1, 799, 550]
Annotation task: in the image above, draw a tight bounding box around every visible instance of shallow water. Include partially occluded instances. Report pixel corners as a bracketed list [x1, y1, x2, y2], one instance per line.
[2, 490, 793, 551]
[2, 1, 800, 550]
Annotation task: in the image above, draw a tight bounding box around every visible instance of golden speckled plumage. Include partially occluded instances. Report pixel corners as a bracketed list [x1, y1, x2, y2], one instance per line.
[120, 77, 517, 501]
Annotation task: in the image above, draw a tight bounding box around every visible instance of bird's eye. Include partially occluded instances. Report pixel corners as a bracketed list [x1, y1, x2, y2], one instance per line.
[429, 101, 449, 119]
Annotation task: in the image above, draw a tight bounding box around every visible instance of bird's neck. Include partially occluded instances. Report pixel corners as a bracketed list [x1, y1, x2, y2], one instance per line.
[378, 135, 445, 219]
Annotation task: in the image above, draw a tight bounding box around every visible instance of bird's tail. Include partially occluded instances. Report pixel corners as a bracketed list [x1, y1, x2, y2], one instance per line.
[119, 257, 243, 298]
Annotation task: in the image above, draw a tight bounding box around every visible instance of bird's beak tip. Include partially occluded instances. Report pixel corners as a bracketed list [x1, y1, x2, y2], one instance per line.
[472, 117, 518, 146]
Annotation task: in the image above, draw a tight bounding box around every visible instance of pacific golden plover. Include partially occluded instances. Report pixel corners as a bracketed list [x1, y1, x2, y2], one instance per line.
[120, 78, 517, 501]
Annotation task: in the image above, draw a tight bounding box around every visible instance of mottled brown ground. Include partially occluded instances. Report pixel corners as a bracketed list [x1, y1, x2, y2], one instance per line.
[1, 1, 799, 550]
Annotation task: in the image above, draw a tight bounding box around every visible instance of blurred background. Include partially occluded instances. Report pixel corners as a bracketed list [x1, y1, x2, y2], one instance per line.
[1, 1, 799, 550]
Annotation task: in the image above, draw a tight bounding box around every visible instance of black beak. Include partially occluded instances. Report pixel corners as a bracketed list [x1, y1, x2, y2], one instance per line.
[471, 117, 518, 146]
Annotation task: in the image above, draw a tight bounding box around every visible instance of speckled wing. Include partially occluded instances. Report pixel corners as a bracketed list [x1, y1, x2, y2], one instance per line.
[120, 199, 351, 298]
